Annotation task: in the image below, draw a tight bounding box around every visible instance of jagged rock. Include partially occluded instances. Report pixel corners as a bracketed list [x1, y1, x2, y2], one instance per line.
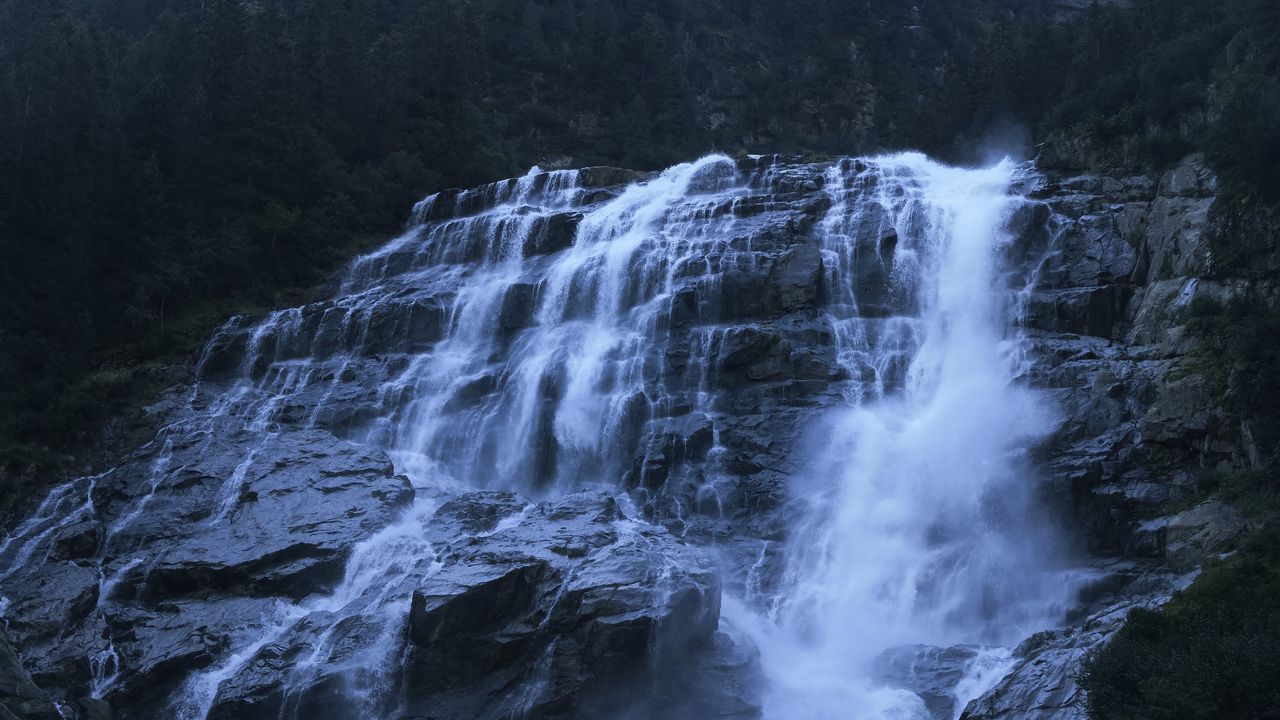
[96, 428, 413, 603]
[1025, 286, 1131, 338]
[107, 597, 280, 715]
[3, 561, 99, 653]
[961, 567, 1188, 720]
[401, 491, 721, 720]
[716, 326, 797, 384]
[1131, 500, 1247, 571]
[52, 520, 103, 560]
[1041, 213, 1138, 289]
[0, 627, 61, 720]
[528, 212, 582, 256]
[876, 644, 1006, 720]
[576, 167, 652, 188]
[77, 697, 113, 720]
[772, 245, 824, 312]
[1139, 371, 1220, 446]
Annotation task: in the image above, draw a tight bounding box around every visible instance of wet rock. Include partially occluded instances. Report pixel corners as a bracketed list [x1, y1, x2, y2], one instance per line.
[528, 212, 582, 256]
[1157, 153, 1216, 198]
[1131, 500, 1247, 571]
[0, 627, 61, 720]
[107, 597, 279, 715]
[628, 414, 718, 491]
[359, 293, 451, 356]
[877, 644, 1002, 720]
[717, 326, 793, 384]
[1040, 214, 1137, 289]
[499, 282, 541, 332]
[772, 245, 824, 313]
[962, 567, 1187, 720]
[3, 561, 100, 652]
[1138, 371, 1220, 446]
[402, 491, 721, 720]
[99, 429, 413, 602]
[52, 520, 103, 560]
[432, 491, 530, 535]
[1025, 286, 1131, 338]
[77, 697, 113, 720]
[576, 167, 652, 188]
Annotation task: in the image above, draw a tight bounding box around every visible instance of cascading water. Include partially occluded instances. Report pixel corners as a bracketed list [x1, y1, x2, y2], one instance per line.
[0, 152, 1079, 719]
[728, 155, 1075, 719]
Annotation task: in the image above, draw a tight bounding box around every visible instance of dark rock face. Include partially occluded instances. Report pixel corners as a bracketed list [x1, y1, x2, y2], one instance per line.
[0, 421, 416, 719]
[961, 154, 1257, 719]
[0, 627, 61, 720]
[402, 491, 721, 719]
[1020, 155, 1239, 561]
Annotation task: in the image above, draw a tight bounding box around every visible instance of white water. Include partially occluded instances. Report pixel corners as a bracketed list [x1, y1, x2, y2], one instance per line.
[0, 153, 1079, 718]
[728, 155, 1074, 719]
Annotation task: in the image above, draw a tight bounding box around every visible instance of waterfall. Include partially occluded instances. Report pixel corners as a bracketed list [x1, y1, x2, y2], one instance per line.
[728, 154, 1074, 719]
[0, 153, 1078, 719]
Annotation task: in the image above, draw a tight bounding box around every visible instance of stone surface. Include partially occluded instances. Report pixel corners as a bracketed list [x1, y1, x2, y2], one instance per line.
[0, 627, 61, 720]
[95, 428, 414, 602]
[973, 153, 1262, 718]
[962, 565, 1192, 720]
[402, 491, 722, 720]
[1132, 500, 1247, 571]
[0, 153, 1262, 720]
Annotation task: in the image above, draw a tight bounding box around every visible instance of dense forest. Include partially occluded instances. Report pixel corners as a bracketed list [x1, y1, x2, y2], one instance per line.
[1, 0, 1278, 479]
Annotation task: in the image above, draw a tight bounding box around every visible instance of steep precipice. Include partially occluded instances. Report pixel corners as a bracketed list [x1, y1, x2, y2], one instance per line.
[0, 153, 1252, 720]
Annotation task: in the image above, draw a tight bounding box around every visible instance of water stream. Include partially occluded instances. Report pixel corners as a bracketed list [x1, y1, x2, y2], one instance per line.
[0, 153, 1079, 719]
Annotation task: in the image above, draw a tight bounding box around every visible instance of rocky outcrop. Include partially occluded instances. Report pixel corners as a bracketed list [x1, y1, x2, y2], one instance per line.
[0, 422, 415, 718]
[1021, 155, 1239, 554]
[401, 491, 722, 719]
[964, 153, 1257, 719]
[0, 429, 723, 720]
[0, 627, 61, 720]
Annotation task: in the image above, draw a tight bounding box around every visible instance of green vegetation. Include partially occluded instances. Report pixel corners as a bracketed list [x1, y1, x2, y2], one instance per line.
[1083, 296, 1280, 720]
[1188, 297, 1280, 451]
[0, 0, 1277, 498]
[1081, 525, 1280, 720]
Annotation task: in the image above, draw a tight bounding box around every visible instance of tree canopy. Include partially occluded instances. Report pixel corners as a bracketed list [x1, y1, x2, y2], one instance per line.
[0, 0, 1277, 477]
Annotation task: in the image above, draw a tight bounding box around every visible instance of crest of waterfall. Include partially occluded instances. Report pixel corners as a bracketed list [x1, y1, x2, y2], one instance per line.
[0, 153, 1080, 720]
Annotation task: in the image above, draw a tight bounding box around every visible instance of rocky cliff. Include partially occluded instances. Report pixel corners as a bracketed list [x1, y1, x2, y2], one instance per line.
[965, 154, 1263, 719]
[0, 153, 1255, 720]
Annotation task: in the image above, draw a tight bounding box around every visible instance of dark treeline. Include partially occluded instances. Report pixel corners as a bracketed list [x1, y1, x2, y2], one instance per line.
[1, 0, 1277, 469]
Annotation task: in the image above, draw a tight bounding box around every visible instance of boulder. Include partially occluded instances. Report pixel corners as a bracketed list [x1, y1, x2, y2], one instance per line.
[527, 213, 582, 257]
[1131, 501, 1247, 571]
[402, 491, 721, 720]
[98, 429, 413, 603]
[876, 644, 1009, 720]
